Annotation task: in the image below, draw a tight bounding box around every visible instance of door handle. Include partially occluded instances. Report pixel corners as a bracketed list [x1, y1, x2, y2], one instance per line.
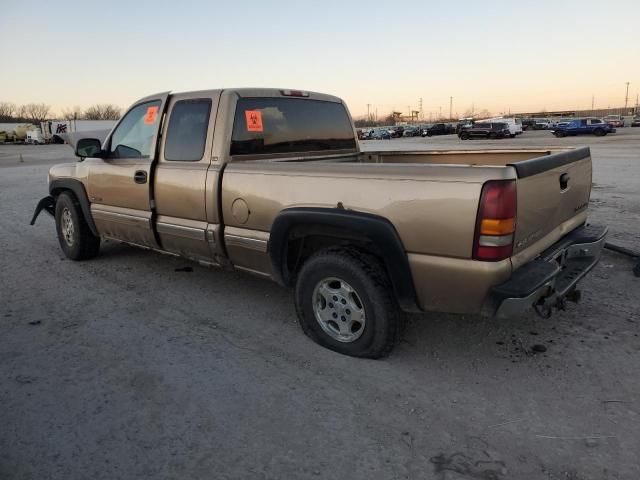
[134, 170, 148, 184]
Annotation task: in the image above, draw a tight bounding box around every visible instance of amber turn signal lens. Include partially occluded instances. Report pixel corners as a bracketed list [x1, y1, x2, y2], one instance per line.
[480, 218, 516, 235]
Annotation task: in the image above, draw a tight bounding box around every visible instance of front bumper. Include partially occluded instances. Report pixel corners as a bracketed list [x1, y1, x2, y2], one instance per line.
[488, 224, 608, 318]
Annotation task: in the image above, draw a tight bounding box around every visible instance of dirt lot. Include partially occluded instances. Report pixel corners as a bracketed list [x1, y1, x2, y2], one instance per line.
[1, 130, 638, 479]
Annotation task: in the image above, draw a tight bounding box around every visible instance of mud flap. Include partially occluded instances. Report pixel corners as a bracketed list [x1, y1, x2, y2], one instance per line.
[30, 196, 56, 225]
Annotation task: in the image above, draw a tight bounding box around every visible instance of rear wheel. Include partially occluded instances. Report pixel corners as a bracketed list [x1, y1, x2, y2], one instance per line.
[294, 248, 401, 358]
[460, 132, 470, 140]
[593, 128, 605, 137]
[55, 192, 100, 260]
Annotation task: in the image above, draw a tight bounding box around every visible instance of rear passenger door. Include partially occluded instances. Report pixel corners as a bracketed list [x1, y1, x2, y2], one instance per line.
[154, 92, 221, 262]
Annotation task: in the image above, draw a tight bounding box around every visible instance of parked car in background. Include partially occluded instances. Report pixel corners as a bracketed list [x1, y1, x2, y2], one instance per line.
[403, 126, 420, 137]
[371, 128, 391, 139]
[533, 120, 551, 130]
[456, 119, 474, 134]
[422, 123, 453, 137]
[631, 116, 640, 127]
[388, 126, 404, 138]
[521, 118, 536, 131]
[458, 122, 511, 140]
[604, 115, 625, 128]
[551, 118, 615, 137]
[358, 128, 374, 140]
[478, 117, 523, 137]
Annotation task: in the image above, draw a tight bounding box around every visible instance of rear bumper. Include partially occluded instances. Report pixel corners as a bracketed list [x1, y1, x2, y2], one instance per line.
[488, 224, 608, 318]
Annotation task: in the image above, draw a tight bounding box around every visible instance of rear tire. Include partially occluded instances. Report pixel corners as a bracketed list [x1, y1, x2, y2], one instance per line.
[593, 128, 605, 137]
[294, 248, 401, 358]
[460, 132, 470, 140]
[55, 192, 100, 260]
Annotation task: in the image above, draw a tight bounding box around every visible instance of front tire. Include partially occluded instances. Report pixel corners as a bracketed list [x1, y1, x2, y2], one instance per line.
[460, 132, 470, 140]
[55, 192, 100, 260]
[593, 128, 605, 137]
[294, 248, 401, 358]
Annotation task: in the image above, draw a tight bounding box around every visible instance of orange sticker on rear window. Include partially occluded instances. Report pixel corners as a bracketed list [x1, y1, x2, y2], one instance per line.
[245, 110, 263, 132]
[144, 106, 159, 125]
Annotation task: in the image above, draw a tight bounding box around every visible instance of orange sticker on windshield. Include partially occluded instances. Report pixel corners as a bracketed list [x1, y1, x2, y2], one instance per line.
[144, 106, 159, 125]
[245, 110, 263, 132]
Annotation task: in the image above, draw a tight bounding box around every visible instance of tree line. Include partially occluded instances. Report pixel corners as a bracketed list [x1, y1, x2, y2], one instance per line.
[0, 102, 122, 123]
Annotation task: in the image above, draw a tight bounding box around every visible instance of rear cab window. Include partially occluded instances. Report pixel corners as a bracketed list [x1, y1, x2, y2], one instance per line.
[230, 97, 356, 157]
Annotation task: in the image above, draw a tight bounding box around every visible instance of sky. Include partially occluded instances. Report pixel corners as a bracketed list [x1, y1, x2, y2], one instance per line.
[2, 0, 639, 119]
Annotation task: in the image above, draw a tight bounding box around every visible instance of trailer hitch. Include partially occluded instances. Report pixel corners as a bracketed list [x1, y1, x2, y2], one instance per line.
[533, 288, 581, 319]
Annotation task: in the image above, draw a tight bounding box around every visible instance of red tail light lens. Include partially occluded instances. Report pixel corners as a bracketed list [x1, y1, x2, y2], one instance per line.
[473, 180, 517, 261]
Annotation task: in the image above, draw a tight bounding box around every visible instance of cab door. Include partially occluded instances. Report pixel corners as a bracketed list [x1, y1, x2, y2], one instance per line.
[154, 91, 221, 263]
[88, 92, 169, 247]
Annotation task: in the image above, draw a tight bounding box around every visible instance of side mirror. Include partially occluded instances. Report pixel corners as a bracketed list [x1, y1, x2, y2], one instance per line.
[75, 138, 103, 159]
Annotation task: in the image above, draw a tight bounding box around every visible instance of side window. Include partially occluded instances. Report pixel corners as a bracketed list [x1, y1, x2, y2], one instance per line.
[110, 101, 161, 159]
[590, 119, 602, 125]
[164, 99, 212, 161]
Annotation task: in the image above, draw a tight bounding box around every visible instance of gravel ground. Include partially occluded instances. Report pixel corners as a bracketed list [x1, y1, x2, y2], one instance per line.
[1, 130, 639, 479]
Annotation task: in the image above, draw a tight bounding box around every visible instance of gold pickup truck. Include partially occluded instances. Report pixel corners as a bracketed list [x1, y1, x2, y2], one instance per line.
[31, 88, 607, 358]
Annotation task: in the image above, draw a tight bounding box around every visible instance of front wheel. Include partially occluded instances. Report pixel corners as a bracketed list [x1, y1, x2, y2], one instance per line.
[294, 248, 401, 358]
[459, 132, 470, 140]
[593, 128, 606, 137]
[55, 192, 100, 260]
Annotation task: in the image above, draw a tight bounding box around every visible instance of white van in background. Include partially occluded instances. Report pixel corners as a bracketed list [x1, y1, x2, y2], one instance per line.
[477, 117, 523, 137]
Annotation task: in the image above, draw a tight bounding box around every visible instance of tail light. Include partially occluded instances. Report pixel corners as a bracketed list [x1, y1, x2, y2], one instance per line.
[473, 180, 517, 261]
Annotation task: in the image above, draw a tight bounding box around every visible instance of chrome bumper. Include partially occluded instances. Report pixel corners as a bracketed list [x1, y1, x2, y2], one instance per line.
[490, 224, 608, 318]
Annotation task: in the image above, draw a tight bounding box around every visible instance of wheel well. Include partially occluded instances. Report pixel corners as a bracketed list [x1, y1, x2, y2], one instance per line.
[284, 224, 386, 284]
[48, 180, 99, 236]
[269, 208, 421, 313]
[51, 187, 76, 200]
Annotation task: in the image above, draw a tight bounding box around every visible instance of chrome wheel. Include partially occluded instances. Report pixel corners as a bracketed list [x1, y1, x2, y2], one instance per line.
[312, 277, 366, 343]
[61, 207, 74, 246]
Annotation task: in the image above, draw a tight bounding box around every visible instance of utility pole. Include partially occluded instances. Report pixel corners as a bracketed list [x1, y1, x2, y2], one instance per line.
[624, 82, 630, 109]
[449, 96, 453, 120]
[439, 106, 442, 119]
[419, 98, 423, 119]
[591, 95, 594, 112]
[367, 104, 370, 121]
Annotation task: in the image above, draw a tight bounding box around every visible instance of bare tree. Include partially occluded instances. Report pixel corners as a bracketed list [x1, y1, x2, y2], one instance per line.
[60, 106, 83, 120]
[0, 102, 16, 121]
[84, 104, 122, 120]
[16, 104, 28, 120]
[23, 103, 51, 123]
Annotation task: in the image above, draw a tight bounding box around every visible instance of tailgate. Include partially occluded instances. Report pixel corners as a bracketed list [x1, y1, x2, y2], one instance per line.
[509, 147, 592, 255]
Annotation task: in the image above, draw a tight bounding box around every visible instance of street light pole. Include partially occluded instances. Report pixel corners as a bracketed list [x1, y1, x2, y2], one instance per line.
[449, 96, 453, 120]
[625, 82, 630, 109]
